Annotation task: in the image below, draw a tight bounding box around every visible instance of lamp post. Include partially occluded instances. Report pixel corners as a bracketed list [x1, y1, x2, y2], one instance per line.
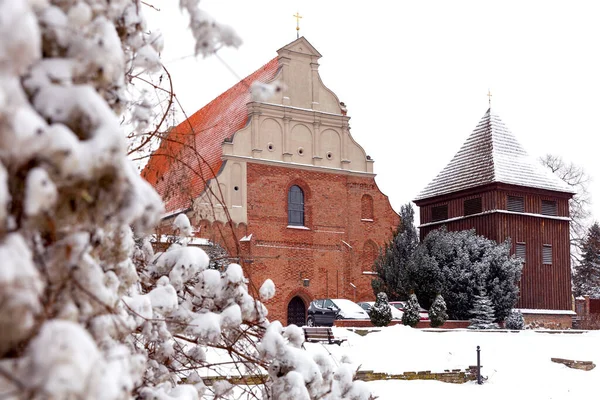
[476, 345, 482, 384]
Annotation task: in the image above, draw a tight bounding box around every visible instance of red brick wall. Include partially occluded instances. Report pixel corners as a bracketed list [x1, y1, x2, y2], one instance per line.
[334, 320, 471, 329]
[522, 313, 573, 329]
[244, 163, 399, 323]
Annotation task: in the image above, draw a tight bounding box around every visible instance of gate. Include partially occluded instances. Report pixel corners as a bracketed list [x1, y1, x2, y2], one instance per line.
[287, 296, 306, 326]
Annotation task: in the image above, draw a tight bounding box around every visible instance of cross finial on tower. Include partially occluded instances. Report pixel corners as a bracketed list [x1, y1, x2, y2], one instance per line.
[487, 89, 492, 108]
[293, 12, 302, 39]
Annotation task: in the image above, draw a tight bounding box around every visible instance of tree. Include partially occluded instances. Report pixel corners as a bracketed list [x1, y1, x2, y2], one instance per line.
[540, 154, 592, 262]
[428, 294, 448, 328]
[407, 228, 522, 320]
[402, 293, 421, 327]
[572, 222, 600, 298]
[372, 203, 419, 300]
[370, 292, 393, 327]
[468, 288, 499, 330]
[0, 2, 372, 399]
[505, 309, 525, 330]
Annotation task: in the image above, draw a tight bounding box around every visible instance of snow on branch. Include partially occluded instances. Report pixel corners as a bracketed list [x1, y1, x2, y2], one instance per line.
[0, 1, 371, 399]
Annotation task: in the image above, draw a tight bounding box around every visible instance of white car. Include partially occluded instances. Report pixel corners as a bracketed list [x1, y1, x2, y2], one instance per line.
[358, 301, 404, 320]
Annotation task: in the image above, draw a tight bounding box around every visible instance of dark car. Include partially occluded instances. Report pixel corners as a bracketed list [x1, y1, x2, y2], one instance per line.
[306, 299, 369, 326]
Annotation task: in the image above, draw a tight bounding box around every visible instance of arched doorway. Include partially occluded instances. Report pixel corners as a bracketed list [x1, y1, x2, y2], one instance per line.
[287, 296, 306, 326]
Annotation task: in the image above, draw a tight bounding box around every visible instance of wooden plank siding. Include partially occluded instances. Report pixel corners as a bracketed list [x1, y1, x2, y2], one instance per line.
[416, 184, 573, 312]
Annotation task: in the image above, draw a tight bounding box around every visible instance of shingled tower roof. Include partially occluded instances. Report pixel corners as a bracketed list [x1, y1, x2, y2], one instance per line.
[414, 108, 574, 201]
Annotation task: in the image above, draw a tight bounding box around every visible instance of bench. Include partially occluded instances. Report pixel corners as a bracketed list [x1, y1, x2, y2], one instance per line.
[303, 327, 346, 346]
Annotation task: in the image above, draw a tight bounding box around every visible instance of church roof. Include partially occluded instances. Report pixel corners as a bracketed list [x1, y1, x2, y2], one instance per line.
[142, 57, 280, 213]
[414, 109, 575, 201]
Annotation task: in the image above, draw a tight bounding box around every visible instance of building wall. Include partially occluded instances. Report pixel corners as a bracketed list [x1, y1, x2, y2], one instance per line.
[153, 37, 399, 325]
[244, 162, 398, 322]
[417, 184, 572, 312]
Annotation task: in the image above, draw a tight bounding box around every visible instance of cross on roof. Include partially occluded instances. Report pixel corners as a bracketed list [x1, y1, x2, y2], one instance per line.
[293, 12, 302, 39]
[487, 89, 492, 107]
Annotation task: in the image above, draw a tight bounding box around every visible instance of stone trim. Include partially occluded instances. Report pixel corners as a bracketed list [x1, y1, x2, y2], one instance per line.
[222, 154, 375, 177]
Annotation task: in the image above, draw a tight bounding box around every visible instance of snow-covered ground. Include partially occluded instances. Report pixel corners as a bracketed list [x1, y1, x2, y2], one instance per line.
[304, 325, 600, 400]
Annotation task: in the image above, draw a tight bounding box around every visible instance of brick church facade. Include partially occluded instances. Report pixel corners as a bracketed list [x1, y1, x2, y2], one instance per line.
[142, 37, 399, 325]
[414, 109, 575, 328]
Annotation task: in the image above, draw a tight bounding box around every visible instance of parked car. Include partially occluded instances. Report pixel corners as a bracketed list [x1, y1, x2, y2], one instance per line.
[306, 299, 369, 326]
[357, 301, 404, 320]
[389, 301, 429, 320]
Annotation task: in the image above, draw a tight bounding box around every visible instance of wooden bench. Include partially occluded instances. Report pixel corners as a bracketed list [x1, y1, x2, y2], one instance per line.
[303, 327, 346, 346]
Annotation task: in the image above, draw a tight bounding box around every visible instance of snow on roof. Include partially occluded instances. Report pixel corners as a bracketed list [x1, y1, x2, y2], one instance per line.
[141, 58, 280, 212]
[331, 299, 369, 318]
[516, 308, 576, 315]
[414, 108, 575, 201]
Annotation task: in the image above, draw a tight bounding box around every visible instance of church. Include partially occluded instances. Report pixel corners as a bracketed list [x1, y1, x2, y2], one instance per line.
[414, 109, 576, 328]
[142, 37, 400, 325]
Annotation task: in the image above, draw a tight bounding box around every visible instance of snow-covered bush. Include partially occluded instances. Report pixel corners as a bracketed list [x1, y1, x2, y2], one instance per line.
[428, 294, 448, 328]
[408, 228, 523, 321]
[468, 289, 500, 329]
[0, 2, 373, 398]
[370, 292, 393, 327]
[402, 293, 421, 327]
[505, 309, 525, 330]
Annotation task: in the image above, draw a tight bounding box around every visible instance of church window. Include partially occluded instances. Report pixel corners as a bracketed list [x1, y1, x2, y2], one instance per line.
[361, 194, 374, 221]
[542, 244, 552, 265]
[507, 196, 525, 213]
[541, 200, 557, 216]
[431, 205, 448, 222]
[464, 197, 482, 216]
[516, 242, 526, 262]
[288, 185, 305, 226]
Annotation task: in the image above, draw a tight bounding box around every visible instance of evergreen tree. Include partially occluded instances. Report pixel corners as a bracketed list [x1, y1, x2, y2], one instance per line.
[484, 240, 524, 321]
[402, 293, 421, 327]
[572, 222, 600, 298]
[468, 288, 499, 329]
[408, 228, 522, 321]
[372, 203, 419, 300]
[428, 294, 448, 328]
[505, 309, 525, 330]
[370, 292, 393, 327]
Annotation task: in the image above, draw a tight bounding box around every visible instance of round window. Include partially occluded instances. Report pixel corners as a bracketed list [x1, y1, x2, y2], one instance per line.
[326, 152, 333, 160]
[267, 142, 274, 152]
[297, 147, 304, 156]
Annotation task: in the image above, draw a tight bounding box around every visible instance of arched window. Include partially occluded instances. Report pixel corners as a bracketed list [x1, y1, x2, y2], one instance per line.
[288, 185, 305, 226]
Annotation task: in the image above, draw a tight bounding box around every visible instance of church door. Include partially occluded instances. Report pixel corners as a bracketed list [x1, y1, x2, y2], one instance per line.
[287, 296, 306, 326]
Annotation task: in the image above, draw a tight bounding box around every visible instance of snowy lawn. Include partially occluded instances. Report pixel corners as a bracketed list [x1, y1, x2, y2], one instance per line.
[304, 325, 600, 400]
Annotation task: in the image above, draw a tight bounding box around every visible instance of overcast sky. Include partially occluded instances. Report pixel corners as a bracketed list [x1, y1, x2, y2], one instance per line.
[147, 0, 600, 225]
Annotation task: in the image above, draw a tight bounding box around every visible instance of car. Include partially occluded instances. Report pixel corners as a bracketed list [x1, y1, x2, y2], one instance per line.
[306, 299, 369, 326]
[389, 301, 429, 321]
[357, 301, 404, 320]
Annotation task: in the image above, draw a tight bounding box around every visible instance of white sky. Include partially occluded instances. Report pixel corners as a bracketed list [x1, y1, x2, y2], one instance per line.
[146, 0, 600, 224]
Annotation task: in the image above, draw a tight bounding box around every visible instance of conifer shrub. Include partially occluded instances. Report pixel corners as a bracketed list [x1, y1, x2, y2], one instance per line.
[505, 309, 525, 330]
[429, 294, 448, 328]
[402, 293, 421, 327]
[468, 289, 500, 329]
[370, 292, 393, 327]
